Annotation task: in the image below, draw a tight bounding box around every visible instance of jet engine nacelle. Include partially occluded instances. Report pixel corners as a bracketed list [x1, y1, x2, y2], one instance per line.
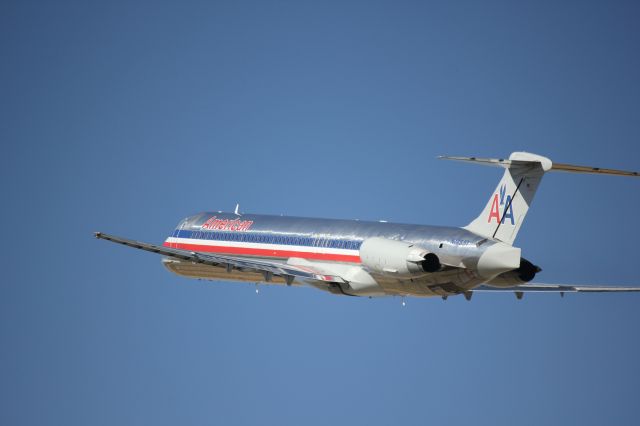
[359, 237, 440, 276]
[485, 258, 542, 287]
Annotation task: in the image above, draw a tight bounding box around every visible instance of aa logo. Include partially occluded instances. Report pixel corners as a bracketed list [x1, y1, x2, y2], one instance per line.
[487, 184, 515, 225]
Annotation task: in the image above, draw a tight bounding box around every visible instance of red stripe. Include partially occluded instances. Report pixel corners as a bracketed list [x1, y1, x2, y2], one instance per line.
[163, 241, 362, 263]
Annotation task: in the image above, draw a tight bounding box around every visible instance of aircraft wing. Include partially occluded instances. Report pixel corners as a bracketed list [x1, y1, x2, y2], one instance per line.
[94, 232, 346, 285]
[472, 283, 640, 297]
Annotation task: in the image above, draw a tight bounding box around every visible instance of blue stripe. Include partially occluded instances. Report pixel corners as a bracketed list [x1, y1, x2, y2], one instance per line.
[172, 229, 362, 250]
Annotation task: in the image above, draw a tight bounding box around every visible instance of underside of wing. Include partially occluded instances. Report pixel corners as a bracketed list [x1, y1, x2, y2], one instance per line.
[472, 283, 640, 297]
[95, 232, 346, 286]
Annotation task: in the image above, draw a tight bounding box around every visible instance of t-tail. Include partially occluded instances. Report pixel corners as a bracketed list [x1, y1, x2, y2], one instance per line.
[440, 151, 639, 245]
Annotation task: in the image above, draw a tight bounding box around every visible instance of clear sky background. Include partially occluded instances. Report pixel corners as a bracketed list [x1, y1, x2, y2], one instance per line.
[2, 1, 640, 425]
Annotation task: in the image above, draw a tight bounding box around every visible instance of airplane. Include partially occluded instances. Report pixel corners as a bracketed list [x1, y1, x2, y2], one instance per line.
[95, 151, 640, 300]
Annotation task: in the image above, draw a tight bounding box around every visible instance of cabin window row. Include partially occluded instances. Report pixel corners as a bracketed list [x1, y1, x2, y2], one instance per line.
[174, 230, 361, 250]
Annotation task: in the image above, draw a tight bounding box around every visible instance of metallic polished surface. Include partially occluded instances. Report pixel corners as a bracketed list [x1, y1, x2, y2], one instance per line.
[162, 211, 493, 297]
[178, 211, 486, 255]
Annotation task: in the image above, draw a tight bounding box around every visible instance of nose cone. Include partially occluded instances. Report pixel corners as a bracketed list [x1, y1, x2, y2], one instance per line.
[477, 242, 522, 279]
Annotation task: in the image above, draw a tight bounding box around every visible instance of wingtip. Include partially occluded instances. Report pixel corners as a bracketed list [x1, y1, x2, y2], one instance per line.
[94, 231, 102, 239]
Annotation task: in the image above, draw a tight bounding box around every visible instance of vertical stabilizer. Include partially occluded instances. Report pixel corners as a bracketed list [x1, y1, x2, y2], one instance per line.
[441, 152, 552, 245]
[439, 152, 638, 244]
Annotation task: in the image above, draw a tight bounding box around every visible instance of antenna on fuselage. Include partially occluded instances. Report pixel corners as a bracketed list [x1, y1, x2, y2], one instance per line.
[234, 203, 241, 216]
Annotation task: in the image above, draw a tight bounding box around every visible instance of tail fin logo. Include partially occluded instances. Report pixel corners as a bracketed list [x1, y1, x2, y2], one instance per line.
[487, 184, 515, 225]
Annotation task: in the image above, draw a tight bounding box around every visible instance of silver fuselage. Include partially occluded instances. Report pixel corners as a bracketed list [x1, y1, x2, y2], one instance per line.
[162, 212, 522, 297]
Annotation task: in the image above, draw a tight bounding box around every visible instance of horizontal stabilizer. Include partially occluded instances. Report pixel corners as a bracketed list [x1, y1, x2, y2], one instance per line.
[551, 162, 639, 177]
[439, 154, 639, 177]
[438, 155, 547, 170]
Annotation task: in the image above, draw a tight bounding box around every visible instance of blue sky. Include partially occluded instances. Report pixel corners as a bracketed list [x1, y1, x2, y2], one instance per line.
[2, 1, 640, 425]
